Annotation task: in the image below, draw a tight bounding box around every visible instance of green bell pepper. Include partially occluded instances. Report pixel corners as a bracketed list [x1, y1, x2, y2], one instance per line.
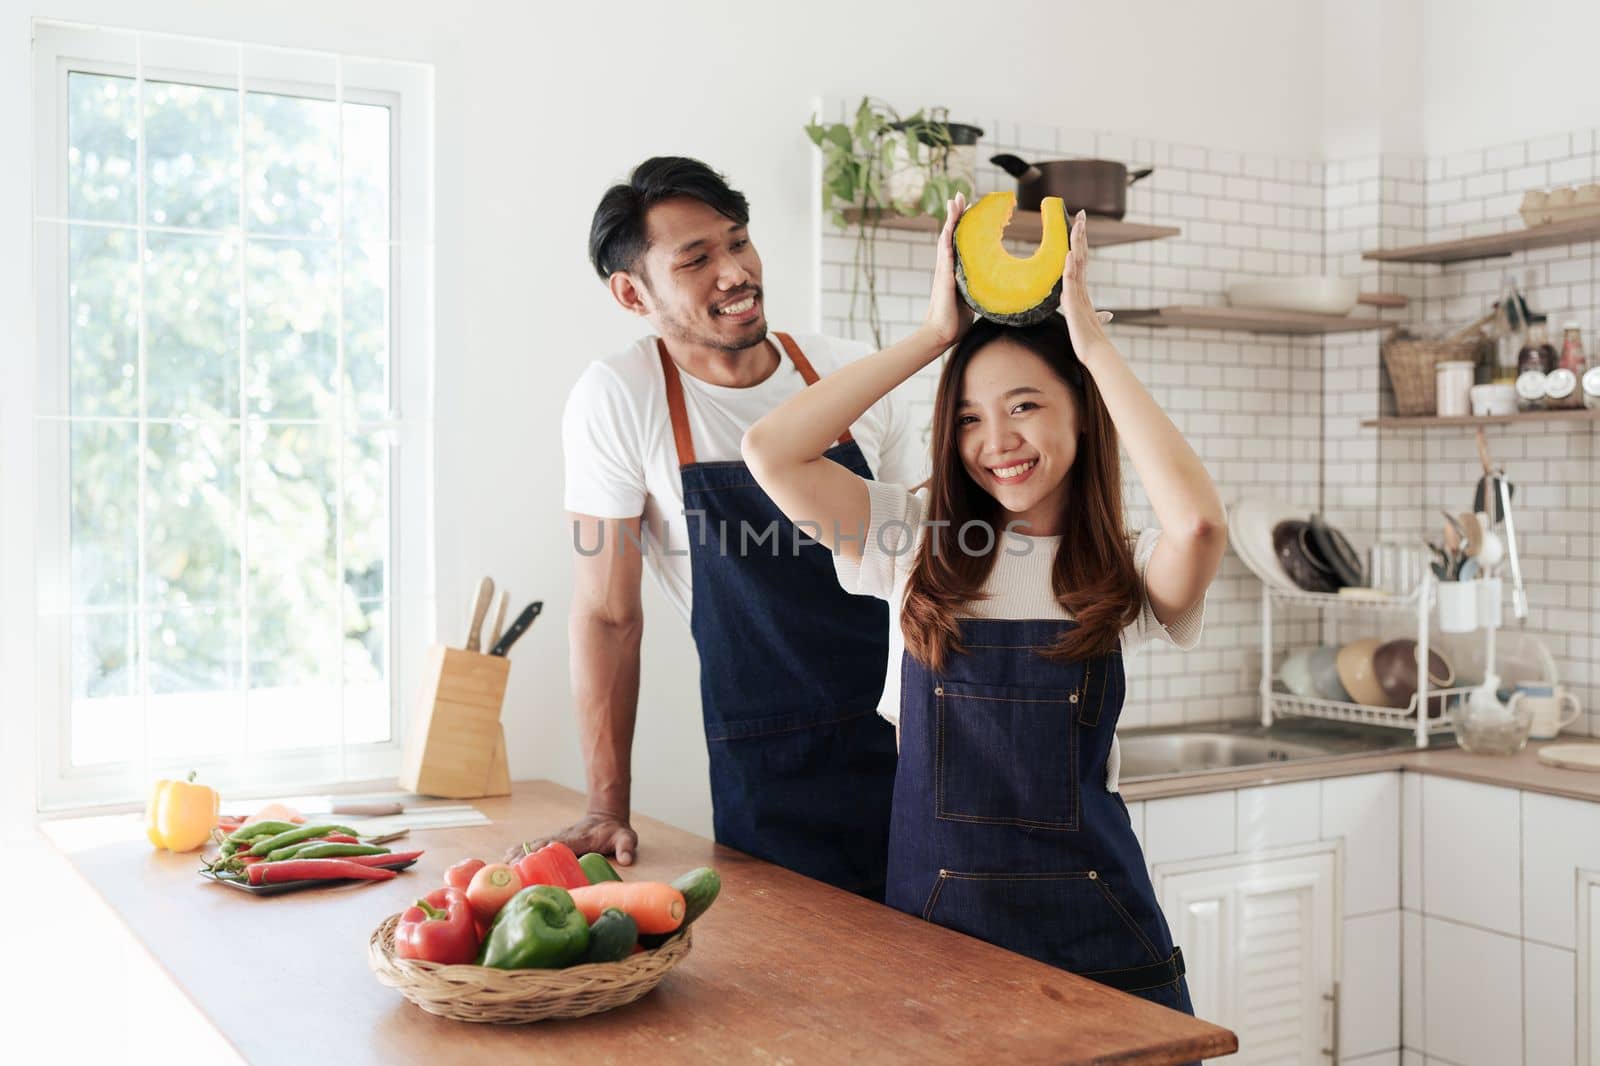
[477, 885, 590, 969]
[577, 851, 621, 884]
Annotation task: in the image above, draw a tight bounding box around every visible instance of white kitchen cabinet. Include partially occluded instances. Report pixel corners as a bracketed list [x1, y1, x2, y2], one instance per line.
[1579, 872, 1600, 1066]
[1157, 844, 1339, 1065]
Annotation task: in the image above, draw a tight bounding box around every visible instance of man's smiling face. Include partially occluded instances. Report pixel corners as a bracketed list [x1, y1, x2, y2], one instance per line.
[634, 196, 766, 354]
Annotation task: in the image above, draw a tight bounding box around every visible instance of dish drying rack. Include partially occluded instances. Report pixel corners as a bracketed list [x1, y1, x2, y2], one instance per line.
[1259, 574, 1495, 749]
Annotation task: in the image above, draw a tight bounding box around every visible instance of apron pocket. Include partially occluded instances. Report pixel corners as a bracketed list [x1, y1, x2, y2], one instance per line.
[935, 680, 1078, 831]
[923, 869, 1164, 975]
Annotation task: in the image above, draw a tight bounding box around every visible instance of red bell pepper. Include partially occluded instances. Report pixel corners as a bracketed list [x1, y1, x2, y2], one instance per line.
[514, 841, 587, 889]
[444, 857, 486, 893]
[395, 887, 479, 965]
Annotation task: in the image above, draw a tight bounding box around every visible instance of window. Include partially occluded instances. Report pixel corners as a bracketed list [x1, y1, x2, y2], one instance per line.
[31, 23, 434, 808]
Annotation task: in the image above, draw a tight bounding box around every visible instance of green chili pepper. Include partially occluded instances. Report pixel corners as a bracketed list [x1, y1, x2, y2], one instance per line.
[269, 842, 389, 861]
[247, 824, 359, 857]
[224, 820, 299, 844]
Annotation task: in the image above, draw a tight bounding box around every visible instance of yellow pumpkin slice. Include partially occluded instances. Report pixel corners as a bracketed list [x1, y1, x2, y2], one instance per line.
[952, 192, 1069, 325]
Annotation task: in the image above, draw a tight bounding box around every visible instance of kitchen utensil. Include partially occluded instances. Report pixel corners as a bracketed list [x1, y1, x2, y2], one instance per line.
[1335, 639, 1388, 707]
[989, 153, 1153, 218]
[485, 588, 509, 652]
[1273, 521, 1338, 593]
[1472, 428, 1515, 524]
[1455, 671, 1533, 754]
[1308, 645, 1350, 701]
[1437, 580, 1478, 632]
[1455, 512, 1483, 559]
[1518, 683, 1582, 739]
[362, 828, 412, 846]
[1308, 514, 1365, 587]
[464, 576, 495, 652]
[401, 645, 511, 799]
[1497, 474, 1529, 620]
[1279, 648, 1317, 698]
[1230, 497, 1310, 590]
[1441, 512, 1462, 556]
[1457, 557, 1481, 581]
[1435, 360, 1475, 417]
[201, 856, 419, 896]
[1226, 276, 1360, 316]
[1536, 744, 1600, 771]
[489, 600, 544, 657]
[1470, 383, 1518, 416]
[299, 800, 405, 818]
[1372, 638, 1454, 712]
[1474, 525, 1504, 570]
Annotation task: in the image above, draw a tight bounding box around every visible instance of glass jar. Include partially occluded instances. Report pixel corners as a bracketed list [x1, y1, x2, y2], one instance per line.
[1553, 322, 1588, 409]
[1518, 317, 1558, 374]
[1584, 365, 1600, 410]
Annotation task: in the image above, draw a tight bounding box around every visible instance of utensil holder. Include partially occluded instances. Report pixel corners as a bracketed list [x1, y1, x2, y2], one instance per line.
[399, 644, 512, 799]
[1437, 581, 1478, 633]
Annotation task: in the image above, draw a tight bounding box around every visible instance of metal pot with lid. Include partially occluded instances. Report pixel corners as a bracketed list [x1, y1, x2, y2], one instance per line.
[990, 154, 1154, 220]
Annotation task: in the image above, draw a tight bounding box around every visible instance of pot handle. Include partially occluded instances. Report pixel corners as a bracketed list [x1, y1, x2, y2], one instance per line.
[990, 153, 1043, 183]
[1126, 167, 1154, 185]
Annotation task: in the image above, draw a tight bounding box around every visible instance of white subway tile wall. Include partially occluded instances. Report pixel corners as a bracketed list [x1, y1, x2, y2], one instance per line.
[814, 100, 1599, 734]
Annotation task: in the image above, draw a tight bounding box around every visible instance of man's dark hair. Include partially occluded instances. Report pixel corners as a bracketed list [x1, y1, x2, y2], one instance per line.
[588, 156, 750, 282]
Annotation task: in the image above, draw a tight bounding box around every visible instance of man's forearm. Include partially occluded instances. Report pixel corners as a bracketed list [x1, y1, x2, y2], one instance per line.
[569, 607, 644, 819]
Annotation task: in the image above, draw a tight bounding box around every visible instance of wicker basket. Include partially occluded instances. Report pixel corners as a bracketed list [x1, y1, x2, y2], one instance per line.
[368, 914, 692, 1023]
[1380, 331, 1485, 416]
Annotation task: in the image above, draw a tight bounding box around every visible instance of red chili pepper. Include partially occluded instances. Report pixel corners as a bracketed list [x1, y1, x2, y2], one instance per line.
[395, 888, 479, 965]
[245, 859, 398, 885]
[322, 834, 361, 844]
[444, 857, 486, 893]
[513, 841, 587, 890]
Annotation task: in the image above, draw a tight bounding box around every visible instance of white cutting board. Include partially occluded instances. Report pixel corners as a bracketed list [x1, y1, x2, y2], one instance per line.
[1537, 744, 1600, 771]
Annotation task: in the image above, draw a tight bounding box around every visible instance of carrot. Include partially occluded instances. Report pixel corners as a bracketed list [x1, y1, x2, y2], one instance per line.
[568, 882, 685, 935]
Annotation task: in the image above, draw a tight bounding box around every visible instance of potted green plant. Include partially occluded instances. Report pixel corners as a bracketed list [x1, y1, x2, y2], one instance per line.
[805, 98, 979, 346]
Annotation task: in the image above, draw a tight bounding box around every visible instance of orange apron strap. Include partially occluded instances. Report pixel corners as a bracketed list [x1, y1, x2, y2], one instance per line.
[656, 338, 697, 467]
[774, 332, 855, 447]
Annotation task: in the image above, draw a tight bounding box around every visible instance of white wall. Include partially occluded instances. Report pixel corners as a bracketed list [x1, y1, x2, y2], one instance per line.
[1421, 0, 1600, 157]
[4, 0, 1592, 840]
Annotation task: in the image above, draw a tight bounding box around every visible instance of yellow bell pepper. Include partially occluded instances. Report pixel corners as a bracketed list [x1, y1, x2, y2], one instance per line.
[145, 771, 220, 852]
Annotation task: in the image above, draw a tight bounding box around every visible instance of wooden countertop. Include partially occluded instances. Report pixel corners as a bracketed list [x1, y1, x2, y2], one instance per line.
[42, 781, 1238, 1066]
[1122, 738, 1600, 803]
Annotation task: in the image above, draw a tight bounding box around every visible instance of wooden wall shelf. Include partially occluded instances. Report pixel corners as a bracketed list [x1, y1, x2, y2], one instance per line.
[839, 208, 1180, 249]
[1105, 305, 1394, 335]
[1362, 215, 1600, 264]
[1361, 409, 1600, 429]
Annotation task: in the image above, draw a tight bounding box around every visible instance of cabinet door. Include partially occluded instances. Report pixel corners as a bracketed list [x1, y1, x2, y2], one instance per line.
[1158, 847, 1338, 1065]
[1581, 873, 1600, 1066]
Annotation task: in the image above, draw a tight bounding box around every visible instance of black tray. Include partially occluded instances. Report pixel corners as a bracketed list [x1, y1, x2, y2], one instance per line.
[200, 857, 419, 896]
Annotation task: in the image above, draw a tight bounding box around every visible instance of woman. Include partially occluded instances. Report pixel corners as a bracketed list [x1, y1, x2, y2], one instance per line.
[741, 193, 1226, 1013]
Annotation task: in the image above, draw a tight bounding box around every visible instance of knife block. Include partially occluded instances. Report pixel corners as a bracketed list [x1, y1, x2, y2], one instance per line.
[400, 644, 512, 799]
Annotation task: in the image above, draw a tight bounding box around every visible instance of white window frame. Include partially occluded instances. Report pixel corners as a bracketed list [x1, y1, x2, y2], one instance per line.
[28, 20, 436, 811]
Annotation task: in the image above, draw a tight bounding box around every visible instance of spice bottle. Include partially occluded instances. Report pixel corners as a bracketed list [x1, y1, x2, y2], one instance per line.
[1549, 322, 1589, 409]
[1516, 315, 1557, 410]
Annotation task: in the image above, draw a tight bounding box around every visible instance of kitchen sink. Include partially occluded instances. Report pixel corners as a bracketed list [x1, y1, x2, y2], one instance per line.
[1117, 718, 1437, 782]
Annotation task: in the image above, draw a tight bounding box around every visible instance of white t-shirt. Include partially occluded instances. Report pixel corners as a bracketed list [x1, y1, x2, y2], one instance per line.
[833, 481, 1206, 792]
[562, 331, 928, 621]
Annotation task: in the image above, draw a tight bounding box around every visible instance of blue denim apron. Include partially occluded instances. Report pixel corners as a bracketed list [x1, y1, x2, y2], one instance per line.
[658, 334, 897, 898]
[888, 616, 1193, 1013]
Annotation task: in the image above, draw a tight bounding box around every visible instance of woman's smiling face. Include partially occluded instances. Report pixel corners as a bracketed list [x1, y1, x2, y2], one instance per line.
[955, 337, 1080, 536]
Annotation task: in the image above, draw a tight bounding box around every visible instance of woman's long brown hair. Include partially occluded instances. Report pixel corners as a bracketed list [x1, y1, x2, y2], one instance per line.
[901, 314, 1139, 669]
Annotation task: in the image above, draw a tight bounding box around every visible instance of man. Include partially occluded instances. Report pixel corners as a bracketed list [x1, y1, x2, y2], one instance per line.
[508, 157, 924, 899]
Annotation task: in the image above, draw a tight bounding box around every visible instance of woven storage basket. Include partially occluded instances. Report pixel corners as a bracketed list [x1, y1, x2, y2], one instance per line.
[368, 914, 692, 1023]
[1380, 331, 1485, 416]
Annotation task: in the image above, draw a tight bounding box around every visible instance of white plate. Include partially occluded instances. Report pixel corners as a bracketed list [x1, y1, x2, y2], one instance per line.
[1226, 276, 1360, 316]
[1229, 497, 1311, 591]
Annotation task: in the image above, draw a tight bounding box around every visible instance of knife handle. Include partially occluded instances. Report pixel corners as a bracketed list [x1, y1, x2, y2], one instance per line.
[465, 576, 494, 652]
[490, 601, 544, 657]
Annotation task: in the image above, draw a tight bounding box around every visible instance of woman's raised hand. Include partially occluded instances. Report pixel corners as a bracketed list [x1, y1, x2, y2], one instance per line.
[922, 192, 974, 349]
[1061, 209, 1114, 355]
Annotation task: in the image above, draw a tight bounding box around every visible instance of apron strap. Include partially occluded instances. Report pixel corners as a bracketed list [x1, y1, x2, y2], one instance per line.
[656, 333, 855, 469]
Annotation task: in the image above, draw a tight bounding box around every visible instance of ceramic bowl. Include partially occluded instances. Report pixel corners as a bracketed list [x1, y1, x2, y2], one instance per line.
[1280, 649, 1318, 698]
[1226, 276, 1360, 316]
[1336, 638, 1388, 707]
[1273, 521, 1338, 593]
[1308, 645, 1350, 702]
[1372, 639, 1455, 712]
[1308, 514, 1364, 588]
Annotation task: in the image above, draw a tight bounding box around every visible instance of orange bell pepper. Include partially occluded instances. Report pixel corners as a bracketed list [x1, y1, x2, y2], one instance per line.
[145, 771, 220, 852]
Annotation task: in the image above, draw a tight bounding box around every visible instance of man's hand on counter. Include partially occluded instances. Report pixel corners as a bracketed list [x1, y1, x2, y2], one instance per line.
[502, 811, 638, 866]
